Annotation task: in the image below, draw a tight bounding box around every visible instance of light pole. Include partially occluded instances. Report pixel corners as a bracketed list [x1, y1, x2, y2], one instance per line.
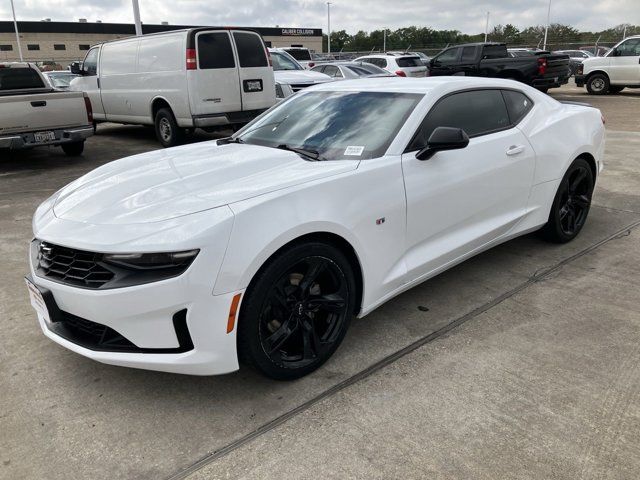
[326, 2, 332, 55]
[10, 0, 23, 61]
[132, 0, 143, 36]
[543, 0, 551, 50]
[484, 12, 490, 43]
[383, 28, 387, 52]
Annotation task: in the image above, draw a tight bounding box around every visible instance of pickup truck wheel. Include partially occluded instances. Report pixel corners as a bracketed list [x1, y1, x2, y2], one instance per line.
[586, 73, 609, 95]
[154, 108, 184, 148]
[61, 141, 85, 156]
[608, 86, 625, 94]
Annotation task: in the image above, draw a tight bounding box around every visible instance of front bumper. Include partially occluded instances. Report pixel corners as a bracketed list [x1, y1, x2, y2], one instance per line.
[575, 74, 586, 87]
[193, 109, 267, 128]
[0, 126, 93, 149]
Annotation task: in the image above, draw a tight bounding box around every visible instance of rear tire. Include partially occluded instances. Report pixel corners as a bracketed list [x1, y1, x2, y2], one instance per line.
[586, 73, 609, 95]
[540, 158, 594, 243]
[238, 242, 356, 380]
[61, 141, 85, 156]
[154, 107, 184, 148]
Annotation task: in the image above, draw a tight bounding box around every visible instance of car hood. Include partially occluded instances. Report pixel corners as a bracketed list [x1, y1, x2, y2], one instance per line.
[52, 142, 358, 225]
[274, 70, 332, 84]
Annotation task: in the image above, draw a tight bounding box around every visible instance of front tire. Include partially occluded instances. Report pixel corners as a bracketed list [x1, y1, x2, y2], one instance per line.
[154, 107, 184, 148]
[540, 158, 594, 243]
[238, 242, 356, 380]
[586, 73, 609, 95]
[61, 141, 85, 156]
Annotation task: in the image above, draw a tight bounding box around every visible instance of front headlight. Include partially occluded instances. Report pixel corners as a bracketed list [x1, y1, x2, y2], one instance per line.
[103, 250, 199, 270]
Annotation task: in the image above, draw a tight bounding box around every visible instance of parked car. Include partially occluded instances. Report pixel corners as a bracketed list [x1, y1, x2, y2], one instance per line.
[0, 62, 93, 156]
[553, 50, 594, 75]
[27, 77, 605, 380]
[428, 42, 571, 92]
[353, 53, 428, 77]
[575, 36, 640, 94]
[42, 71, 80, 90]
[388, 51, 431, 66]
[310, 61, 395, 79]
[276, 47, 315, 68]
[70, 28, 275, 147]
[269, 48, 332, 99]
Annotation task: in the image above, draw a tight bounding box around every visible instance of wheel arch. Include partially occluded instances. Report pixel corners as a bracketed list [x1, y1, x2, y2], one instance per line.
[150, 96, 174, 121]
[585, 70, 610, 82]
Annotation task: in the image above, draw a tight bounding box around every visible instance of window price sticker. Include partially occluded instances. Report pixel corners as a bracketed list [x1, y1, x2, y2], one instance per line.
[344, 146, 365, 156]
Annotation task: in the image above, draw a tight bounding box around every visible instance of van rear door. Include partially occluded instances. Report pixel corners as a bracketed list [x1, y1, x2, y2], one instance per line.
[231, 30, 276, 112]
[188, 30, 242, 116]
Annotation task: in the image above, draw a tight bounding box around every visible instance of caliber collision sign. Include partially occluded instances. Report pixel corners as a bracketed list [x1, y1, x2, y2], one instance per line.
[281, 28, 316, 36]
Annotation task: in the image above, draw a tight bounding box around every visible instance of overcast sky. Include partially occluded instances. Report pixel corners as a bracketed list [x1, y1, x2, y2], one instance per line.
[1, 0, 638, 34]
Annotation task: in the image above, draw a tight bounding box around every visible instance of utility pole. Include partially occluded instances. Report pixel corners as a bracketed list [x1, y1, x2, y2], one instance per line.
[132, 0, 143, 36]
[326, 2, 332, 55]
[10, 0, 23, 61]
[622, 25, 627, 40]
[543, 0, 551, 50]
[484, 12, 490, 43]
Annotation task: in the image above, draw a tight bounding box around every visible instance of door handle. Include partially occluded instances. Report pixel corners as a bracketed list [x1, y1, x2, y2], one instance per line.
[30, 101, 46, 107]
[506, 145, 525, 156]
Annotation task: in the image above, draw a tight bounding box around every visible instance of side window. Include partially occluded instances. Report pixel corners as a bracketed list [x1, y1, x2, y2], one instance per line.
[324, 65, 342, 77]
[233, 32, 268, 68]
[310, 65, 325, 73]
[435, 47, 460, 64]
[460, 46, 477, 62]
[617, 39, 640, 56]
[409, 90, 510, 150]
[198, 32, 235, 69]
[83, 48, 99, 76]
[502, 90, 533, 124]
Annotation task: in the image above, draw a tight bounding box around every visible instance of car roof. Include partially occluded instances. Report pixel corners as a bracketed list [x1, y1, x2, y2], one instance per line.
[356, 54, 419, 58]
[0, 62, 34, 68]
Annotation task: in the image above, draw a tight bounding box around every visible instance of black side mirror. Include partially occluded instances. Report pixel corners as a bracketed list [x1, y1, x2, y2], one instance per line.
[69, 62, 81, 75]
[416, 127, 469, 161]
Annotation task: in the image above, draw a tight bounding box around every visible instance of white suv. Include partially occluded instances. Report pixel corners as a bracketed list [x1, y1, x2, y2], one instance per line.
[353, 54, 428, 77]
[268, 48, 332, 100]
[575, 35, 640, 94]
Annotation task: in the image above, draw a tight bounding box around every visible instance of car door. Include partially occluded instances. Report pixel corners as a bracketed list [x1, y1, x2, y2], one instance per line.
[188, 30, 242, 116]
[231, 30, 276, 111]
[429, 47, 461, 76]
[71, 46, 105, 120]
[608, 38, 640, 84]
[400, 89, 535, 280]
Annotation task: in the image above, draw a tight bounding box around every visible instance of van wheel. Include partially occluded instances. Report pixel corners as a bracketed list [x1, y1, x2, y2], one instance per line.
[586, 73, 609, 95]
[154, 108, 184, 148]
[61, 141, 85, 156]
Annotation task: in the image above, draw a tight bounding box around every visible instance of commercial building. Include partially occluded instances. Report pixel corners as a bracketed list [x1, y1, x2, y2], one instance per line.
[0, 20, 323, 67]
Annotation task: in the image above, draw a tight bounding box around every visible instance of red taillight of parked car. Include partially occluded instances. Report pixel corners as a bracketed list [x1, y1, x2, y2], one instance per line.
[395, 70, 407, 77]
[83, 94, 93, 124]
[537, 58, 548, 76]
[308, 62, 315, 68]
[186, 48, 197, 70]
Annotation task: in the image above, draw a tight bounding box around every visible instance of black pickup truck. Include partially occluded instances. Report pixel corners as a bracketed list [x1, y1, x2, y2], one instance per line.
[428, 43, 571, 92]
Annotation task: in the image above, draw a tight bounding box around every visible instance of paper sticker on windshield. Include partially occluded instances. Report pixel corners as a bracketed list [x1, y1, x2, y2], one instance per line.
[344, 146, 365, 156]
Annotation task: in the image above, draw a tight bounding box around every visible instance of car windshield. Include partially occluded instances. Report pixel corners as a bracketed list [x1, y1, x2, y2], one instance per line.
[47, 73, 77, 87]
[397, 56, 422, 67]
[236, 91, 423, 161]
[348, 63, 389, 75]
[284, 48, 312, 61]
[271, 51, 303, 71]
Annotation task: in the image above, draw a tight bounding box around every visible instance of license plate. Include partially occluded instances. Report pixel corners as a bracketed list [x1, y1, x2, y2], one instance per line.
[25, 278, 51, 324]
[34, 131, 56, 143]
[243, 79, 263, 92]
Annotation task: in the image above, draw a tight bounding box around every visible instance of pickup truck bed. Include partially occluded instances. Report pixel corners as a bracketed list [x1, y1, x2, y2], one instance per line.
[0, 63, 93, 155]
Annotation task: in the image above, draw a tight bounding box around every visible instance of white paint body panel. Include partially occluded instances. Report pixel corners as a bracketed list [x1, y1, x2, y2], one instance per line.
[30, 77, 605, 375]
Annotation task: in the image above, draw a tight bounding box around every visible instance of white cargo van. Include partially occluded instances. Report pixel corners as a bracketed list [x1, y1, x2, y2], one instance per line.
[70, 28, 276, 147]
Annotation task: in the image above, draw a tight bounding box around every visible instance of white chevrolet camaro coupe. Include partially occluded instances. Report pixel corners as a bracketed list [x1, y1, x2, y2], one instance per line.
[26, 77, 605, 380]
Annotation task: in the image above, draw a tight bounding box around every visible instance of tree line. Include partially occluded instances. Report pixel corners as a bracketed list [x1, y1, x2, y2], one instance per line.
[322, 23, 639, 53]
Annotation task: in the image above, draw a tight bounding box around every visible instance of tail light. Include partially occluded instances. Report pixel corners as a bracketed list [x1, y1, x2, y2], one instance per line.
[186, 48, 197, 70]
[395, 70, 407, 77]
[537, 57, 548, 76]
[83, 94, 93, 124]
[265, 46, 272, 67]
[308, 62, 315, 68]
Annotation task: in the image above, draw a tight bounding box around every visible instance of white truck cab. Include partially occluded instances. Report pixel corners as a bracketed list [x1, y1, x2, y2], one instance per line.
[576, 36, 640, 94]
[70, 28, 276, 147]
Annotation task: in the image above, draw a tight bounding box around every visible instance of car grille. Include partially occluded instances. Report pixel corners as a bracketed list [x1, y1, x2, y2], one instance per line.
[36, 241, 115, 289]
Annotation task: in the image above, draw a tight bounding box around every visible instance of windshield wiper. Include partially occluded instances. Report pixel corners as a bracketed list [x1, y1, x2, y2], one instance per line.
[277, 144, 322, 161]
[217, 136, 244, 145]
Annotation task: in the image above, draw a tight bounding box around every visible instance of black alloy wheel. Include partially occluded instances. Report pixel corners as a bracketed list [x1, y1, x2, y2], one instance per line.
[238, 243, 355, 380]
[541, 158, 594, 243]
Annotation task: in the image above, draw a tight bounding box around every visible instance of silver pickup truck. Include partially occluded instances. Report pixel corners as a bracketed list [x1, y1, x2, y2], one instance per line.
[0, 62, 94, 156]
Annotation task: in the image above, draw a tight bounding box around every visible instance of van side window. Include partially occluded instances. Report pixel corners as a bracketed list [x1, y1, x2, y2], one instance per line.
[198, 33, 235, 69]
[83, 48, 99, 76]
[232, 32, 268, 68]
[408, 89, 511, 151]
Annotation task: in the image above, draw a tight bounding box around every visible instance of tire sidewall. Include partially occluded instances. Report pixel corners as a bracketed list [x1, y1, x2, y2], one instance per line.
[238, 242, 356, 380]
[154, 108, 182, 148]
[587, 73, 609, 95]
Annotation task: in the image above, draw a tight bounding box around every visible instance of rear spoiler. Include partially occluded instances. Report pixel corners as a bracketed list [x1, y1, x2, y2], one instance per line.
[559, 100, 594, 108]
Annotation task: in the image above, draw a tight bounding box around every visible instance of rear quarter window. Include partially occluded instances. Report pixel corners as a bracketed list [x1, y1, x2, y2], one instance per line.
[397, 57, 422, 67]
[198, 32, 235, 69]
[502, 90, 533, 124]
[233, 32, 268, 68]
[0, 68, 45, 90]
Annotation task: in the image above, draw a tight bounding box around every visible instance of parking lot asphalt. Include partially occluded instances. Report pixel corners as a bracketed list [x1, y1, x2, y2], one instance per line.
[1, 82, 639, 480]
